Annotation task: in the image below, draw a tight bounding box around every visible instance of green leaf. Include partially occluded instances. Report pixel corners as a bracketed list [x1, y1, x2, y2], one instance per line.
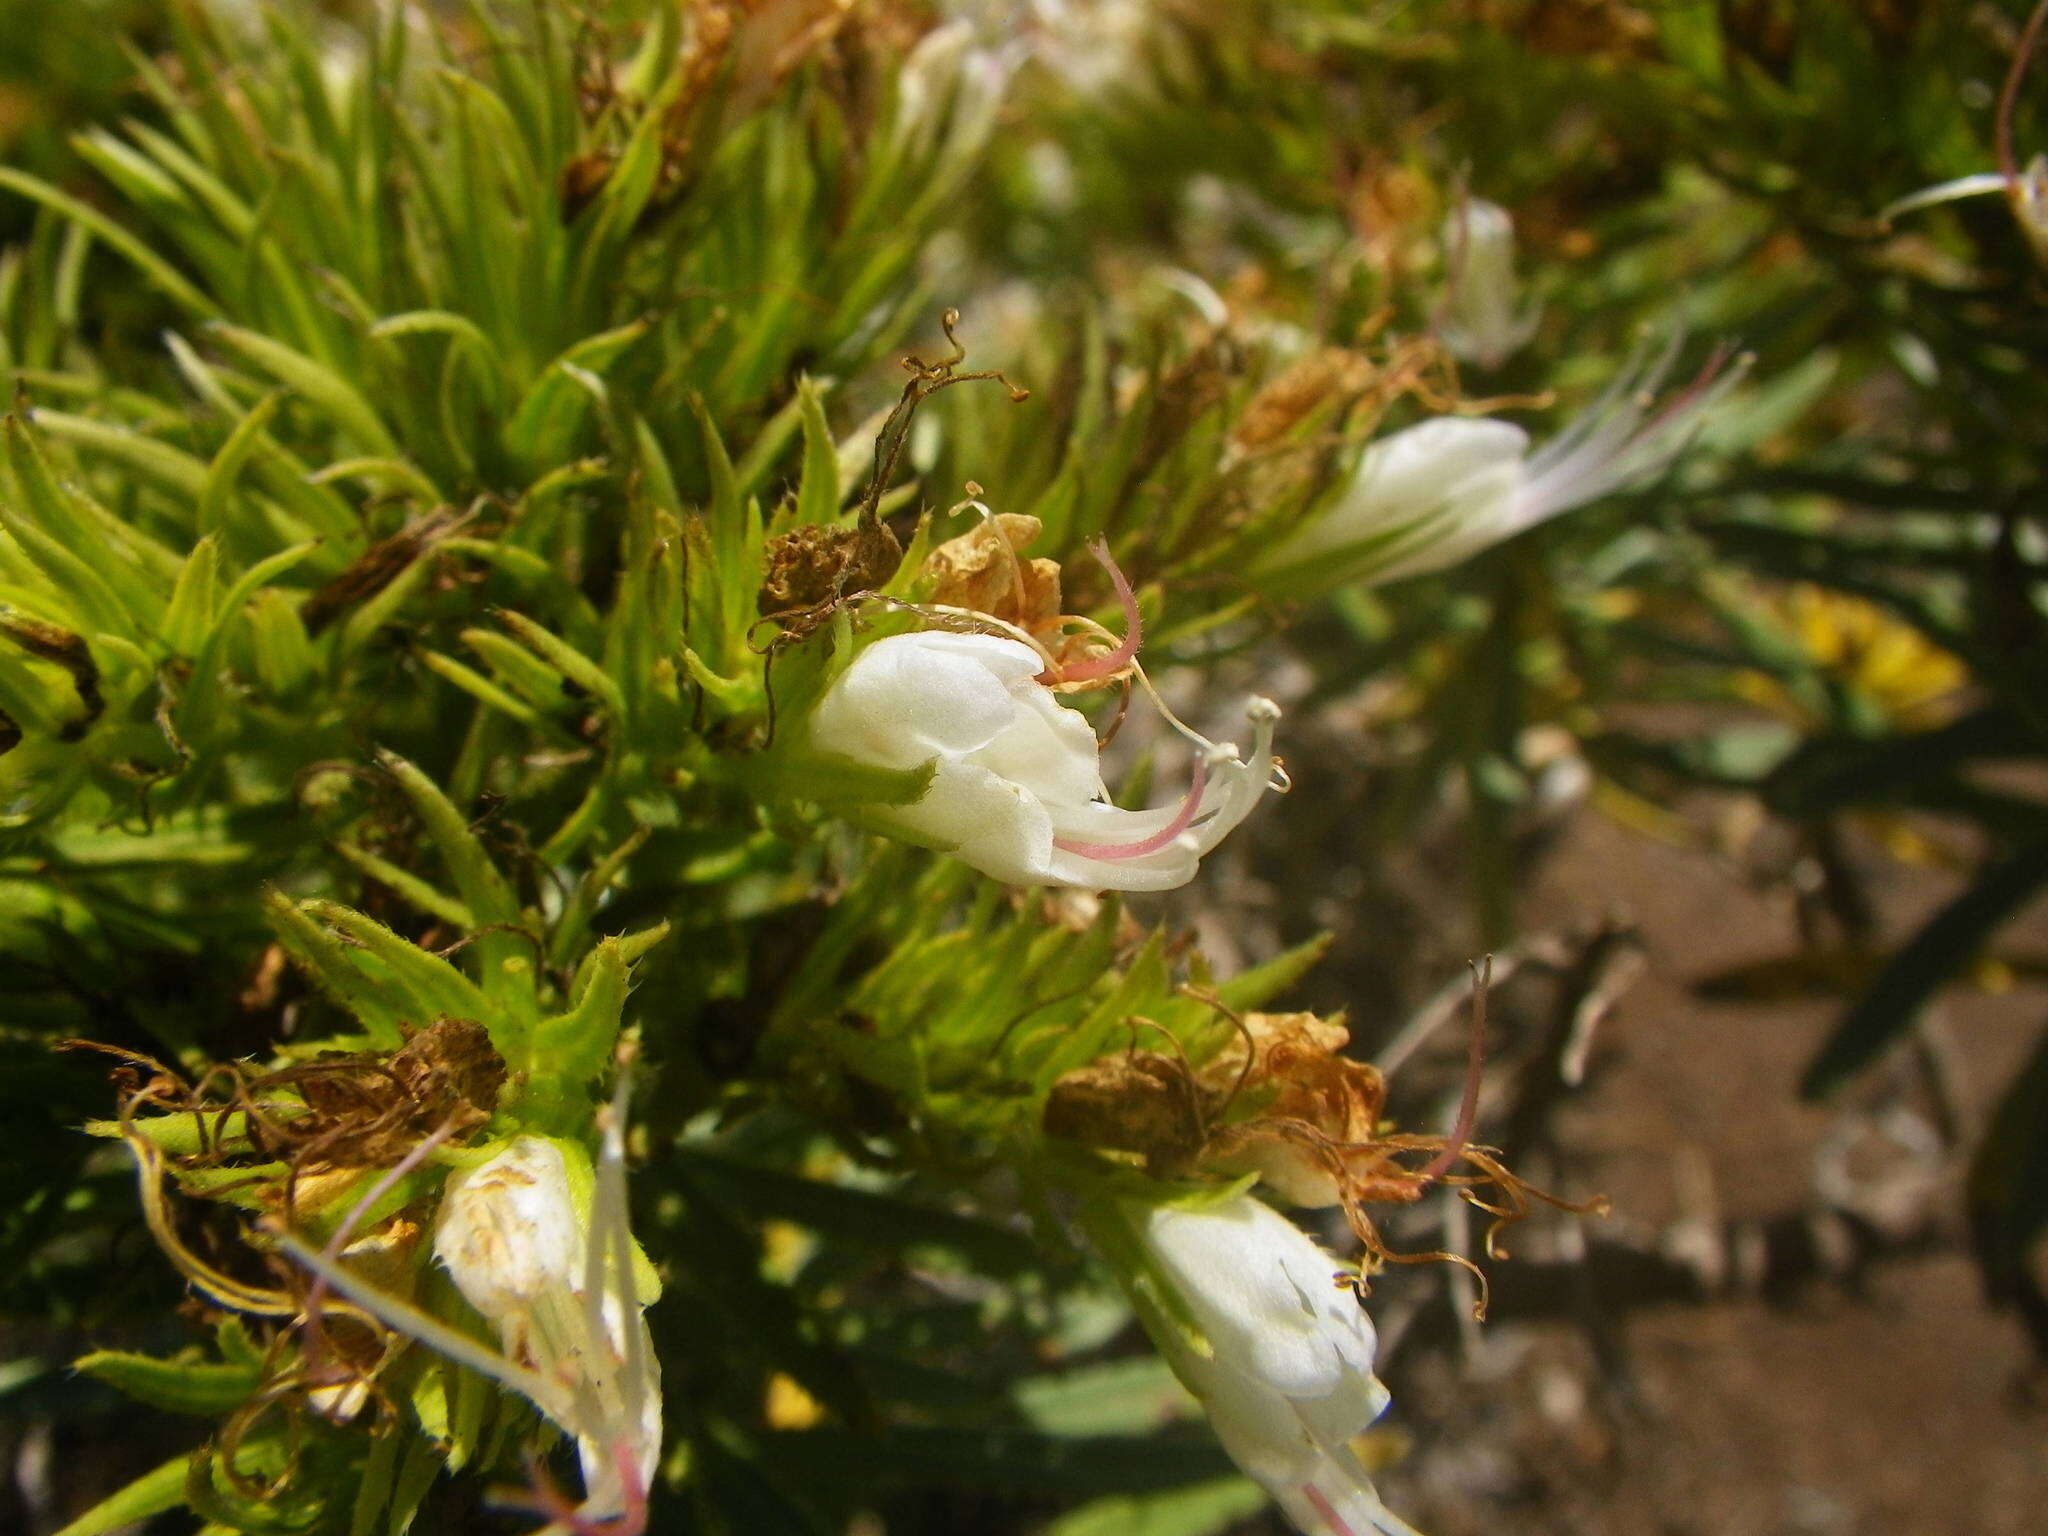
[1802, 838, 2048, 1098]
[490, 610, 624, 717]
[1044, 1478, 1269, 1536]
[265, 888, 409, 1048]
[779, 1424, 1238, 1498]
[75, 1347, 260, 1416]
[32, 409, 210, 502]
[0, 166, 218, 317]
[676, 1149, 1042, 1276]
[161, 540, 224, 655]
[531, 937, 632, 1085]
[1215, 933, 1332, 1013]
[1967, 1026, 2048, 1328]
[207, 321, 400, 457]
[374, 749, 523, 934]
[199, 393, 283, 537]
[331, 843, 476, 932]
[794, 377, 844, 528]
[1013, 1357, 1197, 1438]
[2, 415, 145, 635]
[49, 1452, 195, 1536]
[751, 750, 937, 812]
[303, 899, 494, 1029]
[500, 316, 652, 470]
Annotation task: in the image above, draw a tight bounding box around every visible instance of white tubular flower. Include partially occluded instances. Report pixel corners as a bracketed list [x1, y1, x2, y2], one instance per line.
[1135, 1194, 1422, 1536]
[1262, 342, 1746, 589]
[282, 1108, 661, 1533]
[433, 1135, 660, 1525]
[808, 629, 1281, 892]
[1438, 198, 1540, 371]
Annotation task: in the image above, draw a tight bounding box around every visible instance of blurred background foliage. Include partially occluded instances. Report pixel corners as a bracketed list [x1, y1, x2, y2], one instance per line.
[2, 1, 2046, 1533]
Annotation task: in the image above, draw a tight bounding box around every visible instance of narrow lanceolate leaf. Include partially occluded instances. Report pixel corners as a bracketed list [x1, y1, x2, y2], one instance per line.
[491, 609, 624, 716]
[264, 888, 409, 1048]
[48, 1452, 195, 1536]
[374, 748, 537, 1038]
[198, 390, 284, 537]
[795, 376, 844, 529]
[31, 410, 210, 503]
[332, 842, 476, 931]
[500, 316, 652, 470]
[75, 1348, 261, 1416]
[206, 322, 400, 457]
[299, 900, 494, 1027]
[1801, 838, 2048, 1099]
[531, 936, 633, 1085]
[1043, 1477, 1269, 1536]
[160, 537, 223, 656]
[0, 166, 218, 317]
[2, 416, 147, 635]
[752, 750, 938, 812]
[373, 749, 521, 932]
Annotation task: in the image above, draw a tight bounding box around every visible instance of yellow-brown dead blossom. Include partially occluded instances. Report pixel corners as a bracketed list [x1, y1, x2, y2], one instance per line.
[923, 513, 1066, 636]
[1044, 1007, 1604, 1312]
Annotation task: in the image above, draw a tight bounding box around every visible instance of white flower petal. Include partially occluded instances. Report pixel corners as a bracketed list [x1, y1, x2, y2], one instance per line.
[810, 631, 1033, 767]
[435, 1137, 581, 1321]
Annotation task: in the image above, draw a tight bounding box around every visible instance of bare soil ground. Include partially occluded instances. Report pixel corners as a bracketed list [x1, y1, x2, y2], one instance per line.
[1210, 719, 2048, 1536]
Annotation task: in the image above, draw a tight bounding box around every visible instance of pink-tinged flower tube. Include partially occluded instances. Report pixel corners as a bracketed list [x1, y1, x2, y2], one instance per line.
[1132, 1193, 1423, 1536]
[1261, 342, 1746, 590]
[808, 630, 1281, 892]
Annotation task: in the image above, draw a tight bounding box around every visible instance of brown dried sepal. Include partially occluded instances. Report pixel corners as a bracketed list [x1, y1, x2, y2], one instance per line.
[0, 607, 104, 738]
[1042, 1051, 1205, 1170]
[283, 1017, 507, 1180]
[758, 519, 903, 617]
[298, 508, 467, 637]
[71, 1016, 505, 1201]
[1195, 1011, 1392, 1207]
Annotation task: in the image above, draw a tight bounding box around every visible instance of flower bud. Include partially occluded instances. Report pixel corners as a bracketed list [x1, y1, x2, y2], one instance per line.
[1439, 197, 1540, 371]
[434, 1136, 582, 1325]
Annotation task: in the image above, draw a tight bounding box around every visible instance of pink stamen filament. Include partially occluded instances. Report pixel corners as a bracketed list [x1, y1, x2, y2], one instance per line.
[1634, 339, 1737, 441]
[1416, 957, 1489, 1185]
[1051, 756, 1207, 862]
[1301, 1481, 1361, 1536]
[1043, 539, 1142, 684]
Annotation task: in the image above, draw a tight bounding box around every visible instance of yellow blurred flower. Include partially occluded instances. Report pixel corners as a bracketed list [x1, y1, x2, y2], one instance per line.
[1735, 584, 1967, 731]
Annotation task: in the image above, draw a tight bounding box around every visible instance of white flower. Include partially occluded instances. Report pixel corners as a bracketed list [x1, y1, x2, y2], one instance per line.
[808, 629, 1280, 892]
[282, 1115, 661, 1530]
[1262, 342, 1744, 589]
[1438, 198, 1540, 371]
[432, 1136, 661, 1523]
[1135, 1193, 1421, 1536]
